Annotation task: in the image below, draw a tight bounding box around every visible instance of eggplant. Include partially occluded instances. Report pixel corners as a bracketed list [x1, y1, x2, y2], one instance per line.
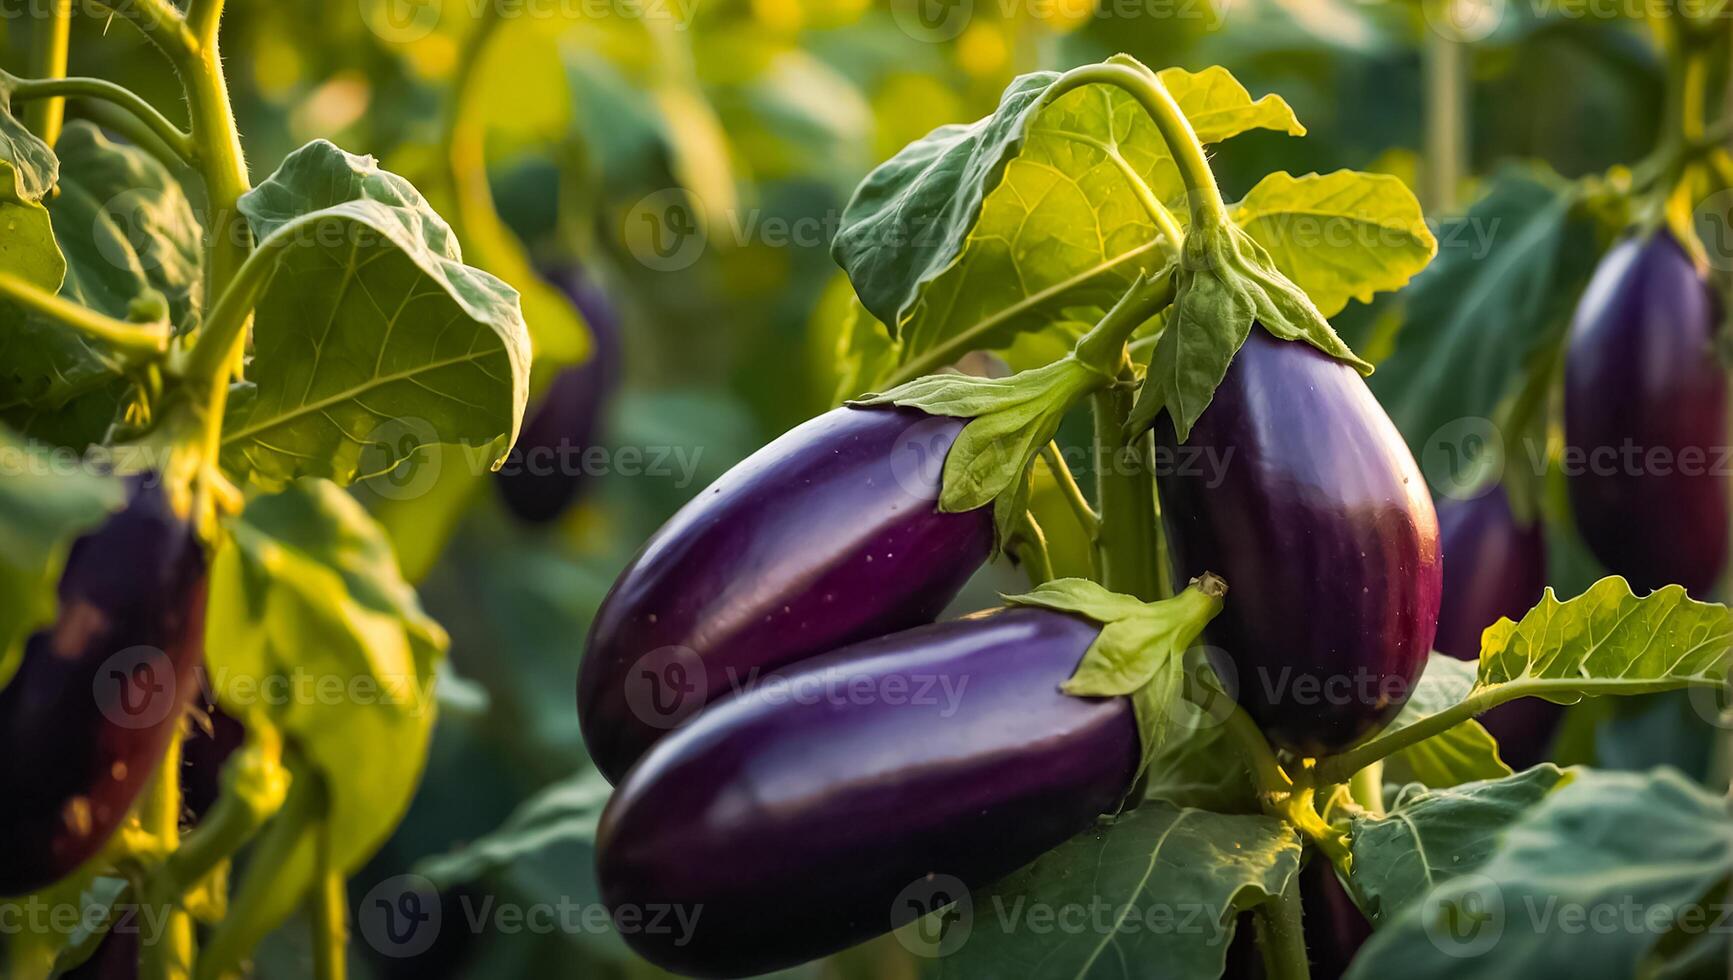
[181, 690, 246, 823]
[1301, 858, 1370, 980]
[494, 264, 623, 523]
[578, 404, 995, 783]
[0, 478, 206, 896]
[1563, 232, 1728, 596]
[1155, 326, 1442, 755]
[595, 606, 1138, 977]
[1435, 486, 1560, 768]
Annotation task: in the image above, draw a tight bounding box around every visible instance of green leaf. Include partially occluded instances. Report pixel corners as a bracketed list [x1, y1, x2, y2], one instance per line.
[0, 122, 205, 448]
[1348, 764, 1570, 925]
[828, 294, 900, 404]
[933, 804, 1302, 980]
[833, 59, 1301, 377]
[0, 97, 62, 289]
[1379, 654, 1512, 788]
[1127, 259, 1253, 441]
[1475, 577, 1733, 701]
[1232, 170, 1436, 318]
[418, 769, 610, 888]
[1371, 168, 1594, 451]
[1347, 768, 1733, 979]
[220, 140, 531, 491]
[205, 478, 447, 932]
[1005, 576, 1225, 761]
[0, 428, 125, 687]
[1140, 713, 1255, 812]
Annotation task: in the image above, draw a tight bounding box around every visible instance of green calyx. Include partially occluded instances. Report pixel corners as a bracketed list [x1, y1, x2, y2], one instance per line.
[850, 355, 1113, 548]
[1006, 574, 1228, 768]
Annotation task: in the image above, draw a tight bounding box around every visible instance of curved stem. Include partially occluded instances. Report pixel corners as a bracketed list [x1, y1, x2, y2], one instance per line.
[89, 0, 198, 64]
[1072, 268, 1176, 374]
[311, 840, 348, 980]
[1041, 441, 1100, 537]
[1015, 511, 1055, 586]
[1253, 870, 1311, 980]
[181, 231, 284, 384]
[0, 270, 170, 359]
[4, 73, 195, 162]
[1037, 61, 1228, 227]
[23, 0, 71, 146]
[1222, 703, 1293, 802]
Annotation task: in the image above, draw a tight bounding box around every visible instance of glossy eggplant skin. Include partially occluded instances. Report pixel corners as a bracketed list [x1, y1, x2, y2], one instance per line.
[1155, 326, 1443, 756]
[1434, 488, 1561, 768]
[1564, 232, 1729, 596]
[595, 607, 1138, 978]
[578, 404, 995, 783]
[494, 264, 623, 524]
[0, 479, 206, 897]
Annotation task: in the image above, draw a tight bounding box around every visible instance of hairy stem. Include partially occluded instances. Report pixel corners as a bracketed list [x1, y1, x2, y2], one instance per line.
[23, 0, 71, 145]
[311, 837, 348, 980]
[1072, 269, 1176, 374]
[0, 270, 170, 358]
[1015, 511, 1055, 586]
[138, 734, 195, 980]
[1091, 379, 1162, 600]
[1041, 441, 1100, 538]
[1254, 870, 1311, 980]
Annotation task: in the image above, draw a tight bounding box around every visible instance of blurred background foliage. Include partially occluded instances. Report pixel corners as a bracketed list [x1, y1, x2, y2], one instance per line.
[2, 0, 1713, 974]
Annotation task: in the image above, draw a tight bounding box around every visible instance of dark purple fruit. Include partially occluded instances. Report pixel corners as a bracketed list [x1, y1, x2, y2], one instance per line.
[595, 606, 1137, 977]
[0, 478, 206, 896]
[1301, 858, 1370, 980]
[1435, 486, 1560, 768]
[181, 687, 246, 824]
[1155, 326, 1442, 755]
[494, 264, 623, 524]
[61, 906, 141, 979]
[1564, 232, 1729, 596]
[578, 404, 995, 783]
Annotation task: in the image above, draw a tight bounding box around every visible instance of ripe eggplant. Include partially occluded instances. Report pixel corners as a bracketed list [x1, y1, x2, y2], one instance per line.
[494, 264, 623, 523]
[1155, 326, 1442, 755]
[1563, 232, 1728, 596]
[578, 404, 995, 783]
[1434, 487, 1559, 768]
[595, 606, 1138, 977]
[0, 478, 206, 896]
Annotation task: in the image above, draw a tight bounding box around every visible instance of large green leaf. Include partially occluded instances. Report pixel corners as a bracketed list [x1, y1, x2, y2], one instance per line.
[1232, 170, 1435, 319]
[1347, 768, 1733, 979]
[0, 96, 62, 288]
[933, 804, 1302, 980]
[0, 122, 205, 448]
[1379, 654, 1511, 788]
[1370, 168, 1594, 452]
[204, 479, 447, 931]
[1348, 765, 1569, 925]
[0, 428, 124, 688]
[419, 768, 610, 888]
[833, 60, 1301, 376]
[220, 140, 531, 491]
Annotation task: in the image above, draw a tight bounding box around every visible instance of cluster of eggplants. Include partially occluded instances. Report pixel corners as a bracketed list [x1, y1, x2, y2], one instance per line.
[493, 264, 623, 524]
[595, 607, 1139, 977]
[577, 404, 995, 783]
[1564, 232, 1729, 596]
[0, 478, 207, 896]
[1434, 486, 1560, 768]
[1156, 326, 1443, 755]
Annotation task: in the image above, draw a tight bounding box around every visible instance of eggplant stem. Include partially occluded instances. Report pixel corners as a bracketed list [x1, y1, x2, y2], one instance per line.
[1253, 869, 1312, 980]
[1040, 441, 1100, 538]
[1013, 511, 1056, 586]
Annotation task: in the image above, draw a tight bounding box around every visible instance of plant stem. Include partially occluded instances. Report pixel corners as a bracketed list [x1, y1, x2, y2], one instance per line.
[1091, 379, 1161, 600]
[311, 833, 348, 980]
[197, 772, 321, 980]
[89, 0, 197, 61]
[1073, 269, 1176, 374]
[181, 234, 284, 383]
[1422, 30, 1467, 213]
[1348, 762, 1385, 818]
[138, 733, 194, 980]
[5, 72, 194, 161]
[23, 0, 71, 146]
[1222, 704, 1293, 802]
[1015, 511, 1055, 585]
[1041, 441, 1100, 537]
[1253, 870, 1311, 980]
[0, 270, 171, 358]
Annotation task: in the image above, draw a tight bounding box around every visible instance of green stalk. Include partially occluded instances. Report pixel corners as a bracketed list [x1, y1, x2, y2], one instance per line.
[0, 270, 170, 357]
[311, 830, 348, 980]
[1015, 511, 1055, 586]
[1422, 30, 1467, 214]
[1091, 379, 1161, 600]
[23, 0, 71, 145]
[4, 72, 194, 161]
[1253, 871, 1311, 980]
[1041, 441, 1100, 537]
[139, 734, 195, 980]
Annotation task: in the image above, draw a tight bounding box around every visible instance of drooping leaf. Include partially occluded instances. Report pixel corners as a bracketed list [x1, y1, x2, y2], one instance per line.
[1346, 768, 1733, 979]
[833, 59, 1303, 377]
[1232, 170, 1436, 318]
[220, 140, 531, 491]
[1379, 654, 1512, 788]
[933, 804, 1302, 980]
[418, 769, 610, 888]
[0, 96, 62, 289]
[0, 123, 205, 448]
[1128, 259, 1253, 440]
[1348, 764, 1570, 925]
[204, 479, 447, 934]
[0, 429, 124, 688]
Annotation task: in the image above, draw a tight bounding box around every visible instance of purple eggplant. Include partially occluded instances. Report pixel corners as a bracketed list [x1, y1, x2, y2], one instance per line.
[0, 478, 206, 897]
[181, 688, 246, 823]
[595, 606, 1138, 977]
[1155, 326, 1442, 755]
[494, 265, 623, 523]
[1435, 486, 1560, 768]
[578, 404, 995, 783]
[1563, 232, 1728, 596]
